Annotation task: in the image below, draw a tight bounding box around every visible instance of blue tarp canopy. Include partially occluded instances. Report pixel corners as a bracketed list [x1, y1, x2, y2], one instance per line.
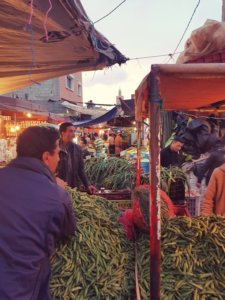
[73, 107, 118, 127]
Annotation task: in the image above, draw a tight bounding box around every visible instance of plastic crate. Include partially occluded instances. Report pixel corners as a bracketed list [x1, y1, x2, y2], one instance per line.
[186, 197, 200, 217]
[94, 190, 131, 200]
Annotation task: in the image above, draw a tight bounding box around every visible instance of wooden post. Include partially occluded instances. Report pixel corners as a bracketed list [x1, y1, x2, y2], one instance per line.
[149, 65, 161, 300]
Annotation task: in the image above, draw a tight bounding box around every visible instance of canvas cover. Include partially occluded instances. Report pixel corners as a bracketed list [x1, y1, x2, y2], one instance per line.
[135, 64, 225, 121]
[177, 20, 225, 64]
[0, 0, 127, 94]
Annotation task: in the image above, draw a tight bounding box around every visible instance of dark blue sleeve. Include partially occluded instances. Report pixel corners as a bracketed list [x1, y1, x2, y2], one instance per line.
[60, 191, 76, 239]
[47, 190, 76, 255]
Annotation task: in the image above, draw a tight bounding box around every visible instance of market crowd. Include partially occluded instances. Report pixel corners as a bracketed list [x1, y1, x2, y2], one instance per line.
[0, 121, 224, 299]
[0, 122, 134, 299]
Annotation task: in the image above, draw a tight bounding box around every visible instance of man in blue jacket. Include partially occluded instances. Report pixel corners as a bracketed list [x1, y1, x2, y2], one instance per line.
[0, 126, 75, 300]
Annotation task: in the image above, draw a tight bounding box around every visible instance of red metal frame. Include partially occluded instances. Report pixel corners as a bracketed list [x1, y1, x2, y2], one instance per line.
[136, 121, 142, 187]
[149, 65, 161, 300]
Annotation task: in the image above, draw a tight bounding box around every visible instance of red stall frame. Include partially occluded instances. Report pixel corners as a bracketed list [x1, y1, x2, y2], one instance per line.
[135, 63, 225, 299]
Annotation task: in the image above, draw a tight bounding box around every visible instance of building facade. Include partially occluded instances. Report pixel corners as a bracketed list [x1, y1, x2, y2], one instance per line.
[5, 73, 83, 104]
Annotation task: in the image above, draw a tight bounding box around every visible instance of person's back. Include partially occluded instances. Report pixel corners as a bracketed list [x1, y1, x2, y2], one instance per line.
[195, 149, 225, 185]
[0, 127, 75, 300]
[94, 134, 105, 157]
[115, 134, 123, 155]
[201, 163, 225, 216]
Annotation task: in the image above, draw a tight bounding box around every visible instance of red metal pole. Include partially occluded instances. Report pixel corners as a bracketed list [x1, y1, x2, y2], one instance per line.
[149, 66, 161, 300]
[136, 121, 142, 187]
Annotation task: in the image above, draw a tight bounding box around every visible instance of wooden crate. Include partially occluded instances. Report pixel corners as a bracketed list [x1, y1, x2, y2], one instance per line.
[107, 199, 132, 210]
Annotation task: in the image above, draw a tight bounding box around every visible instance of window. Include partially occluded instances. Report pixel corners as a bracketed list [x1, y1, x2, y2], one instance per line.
[66, 75, 74, 91]
[78, 81, 82, 97]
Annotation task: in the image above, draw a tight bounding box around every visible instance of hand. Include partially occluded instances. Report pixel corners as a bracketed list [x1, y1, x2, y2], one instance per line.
[56, 177, 68, 189]
[87, 185, 97, 195]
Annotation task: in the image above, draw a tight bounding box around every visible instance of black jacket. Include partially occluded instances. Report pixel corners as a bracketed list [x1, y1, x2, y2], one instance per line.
[57, 141, 89, 189]
[194, 149, 225, 185]
[161, 146, 184, 168]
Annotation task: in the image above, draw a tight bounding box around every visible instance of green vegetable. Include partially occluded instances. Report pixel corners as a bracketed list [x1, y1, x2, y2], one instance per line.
[50, 189, 134, 299]
[137, 216, 225, 300]
[85, 157, 135, 190]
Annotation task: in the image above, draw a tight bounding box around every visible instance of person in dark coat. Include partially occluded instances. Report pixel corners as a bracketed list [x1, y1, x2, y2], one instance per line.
[195, 148, 225, 186]
[161, 137, 185, 204]
[0, 126, 75, 300]
[161, 138, 184, 168]
[57, 123, 96, 193]
[79, 137, 91, 159]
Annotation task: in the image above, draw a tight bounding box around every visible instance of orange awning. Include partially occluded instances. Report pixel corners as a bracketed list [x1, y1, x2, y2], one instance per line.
[135, 63, 225, 121]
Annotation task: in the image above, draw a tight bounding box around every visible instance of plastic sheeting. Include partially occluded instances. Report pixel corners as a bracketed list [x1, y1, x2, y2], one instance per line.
[177, 20, 225, 64]
[0, 0, 127, 94]
[73, 106, 118, 127]
[135, 64, 225, 121]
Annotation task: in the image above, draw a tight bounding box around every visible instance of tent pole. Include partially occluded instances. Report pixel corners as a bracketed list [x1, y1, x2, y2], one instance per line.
[136, 121, 142, 187]
[149, 66, 161, 300]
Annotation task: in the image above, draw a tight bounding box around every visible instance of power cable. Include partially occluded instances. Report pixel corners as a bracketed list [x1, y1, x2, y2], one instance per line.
[129, 52, 181, 61]
[94, 0, 127, 24]
[167, 0, 201, 63]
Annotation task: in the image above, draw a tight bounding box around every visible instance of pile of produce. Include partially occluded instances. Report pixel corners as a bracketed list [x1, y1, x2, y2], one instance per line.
[141, 166, 189, 194]
[50, 189, 134, 300]
[84, 157, 135, 190]
[50, 187, 225, 300]
[136, 215, 225, 300]
[85, 157, 189, 193]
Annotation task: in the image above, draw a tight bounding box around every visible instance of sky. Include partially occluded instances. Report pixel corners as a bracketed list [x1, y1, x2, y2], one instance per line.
[81, 0, 222, 104]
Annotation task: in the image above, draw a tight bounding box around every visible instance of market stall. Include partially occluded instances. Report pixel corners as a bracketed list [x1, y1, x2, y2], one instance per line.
[135, 63, 225, 299]
[0, 96, 68, 165]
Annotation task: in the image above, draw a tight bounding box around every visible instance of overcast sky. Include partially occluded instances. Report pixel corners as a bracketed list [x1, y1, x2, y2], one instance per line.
[81, 0, 222, 104]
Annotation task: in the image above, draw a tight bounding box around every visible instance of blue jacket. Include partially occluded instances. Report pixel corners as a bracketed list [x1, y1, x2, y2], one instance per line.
[0, 157, 75, 300]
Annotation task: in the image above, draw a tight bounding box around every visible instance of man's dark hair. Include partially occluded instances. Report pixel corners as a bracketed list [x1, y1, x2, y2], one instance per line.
[103, 134, 108, 141]
[94, 133, 99, 137]
[17, 126, 60, 160]
[59, 122, 74, 134]
[173, 136, 184, 144]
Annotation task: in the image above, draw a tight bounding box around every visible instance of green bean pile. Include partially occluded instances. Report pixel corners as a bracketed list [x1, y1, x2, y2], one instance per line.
[50, 189, 134, 300]
[137, 215, 225, 300]
[85, 157, 189, 193]
[85, 157, 135, 190]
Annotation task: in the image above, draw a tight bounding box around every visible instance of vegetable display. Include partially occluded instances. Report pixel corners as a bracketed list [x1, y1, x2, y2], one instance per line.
[50, 189, 225, 300]
[85, 157, 189, 193]
[137, 216, 225, 300]
[141, 166, 189, 193]
[50, 189, 134, 300]
[84, 157, 135, 190]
